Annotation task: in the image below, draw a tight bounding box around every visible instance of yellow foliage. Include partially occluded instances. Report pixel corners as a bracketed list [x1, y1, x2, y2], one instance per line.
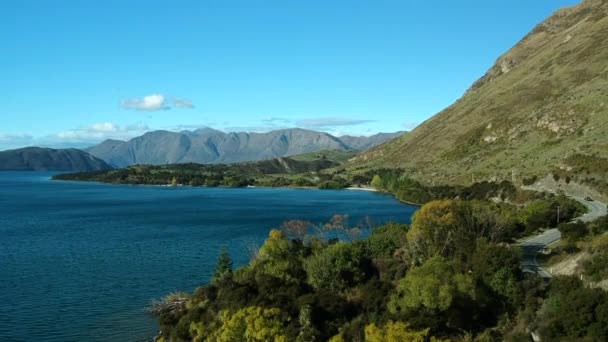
[365, 321, 430, 342]
[252, 229, 300, 283]
[328, 334, 345, 342]
[407, 200, 464, 261]
[269, 229, 285, 240]
[215, 306, 288, 342]
[189, 321, 206, 342]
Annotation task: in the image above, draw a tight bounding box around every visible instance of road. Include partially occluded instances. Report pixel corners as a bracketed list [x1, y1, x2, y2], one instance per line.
[569, 195, 607, 222]
[518, 196, 606, 278]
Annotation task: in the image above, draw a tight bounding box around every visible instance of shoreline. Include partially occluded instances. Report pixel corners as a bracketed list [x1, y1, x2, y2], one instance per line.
[52, 177, 422, 207]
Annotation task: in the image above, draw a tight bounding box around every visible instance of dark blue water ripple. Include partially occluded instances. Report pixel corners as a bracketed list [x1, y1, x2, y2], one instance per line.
[0, 172, 416, 341]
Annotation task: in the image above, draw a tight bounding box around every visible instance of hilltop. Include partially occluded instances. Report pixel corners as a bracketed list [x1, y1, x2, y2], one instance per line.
[350, 0, 608, 194]
[0, 147, 111, 172]
[86, 128, 404, 168]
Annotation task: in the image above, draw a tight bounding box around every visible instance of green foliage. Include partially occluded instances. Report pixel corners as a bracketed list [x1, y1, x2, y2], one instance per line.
[558, 221, 588, 241]
[366, 222, 408, 259]
[519, 195, 585, 234]
[389, 256, 475, 313]
[471, 242, 522, 304]
[364, 321, 431, 342]
[358, 169, 521, 204]
[537, 276, 608, 341]
[214, 306, 289, 342]
[304, 241, 368, 293]
[251, 230, 305, 284]
[53, 153, 343, 189]
[581, 250, 608, 282]
[152, 204, 600, 341]
[405, 200, 517, 265]
[212, 247, 233, 283]
[370, 175, 384, 190]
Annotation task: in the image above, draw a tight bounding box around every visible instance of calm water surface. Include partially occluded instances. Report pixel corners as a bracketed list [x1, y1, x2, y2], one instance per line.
[0, 172, 416, 341]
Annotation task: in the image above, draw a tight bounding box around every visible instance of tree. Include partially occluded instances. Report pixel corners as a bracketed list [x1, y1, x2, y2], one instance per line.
[389, 256, 475, 313]
[296, 305, 317, 342]
[558, 221, 588, 241]
[537, 276, 608, 340]
[370, 175, 384, 189]
[406, 200, 466, 264]
[212, 246, 233, 283]
[471, 242, 522, 303]
[304, 241, 368, 293]
[215, 306, 289, 342]
[252, 230, 303, 284]
[364, 321, 440, 342]
[281, 220, 311, 241]
[367, 222, 409, 259]
[520, 200, 552, 230]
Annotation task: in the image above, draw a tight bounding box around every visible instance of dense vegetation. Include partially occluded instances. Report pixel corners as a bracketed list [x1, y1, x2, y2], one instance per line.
[363, 169, 585, 237]
[152, 199, 596, 342]
[53, 156, 351, 189]
[552, 215, 608, 283]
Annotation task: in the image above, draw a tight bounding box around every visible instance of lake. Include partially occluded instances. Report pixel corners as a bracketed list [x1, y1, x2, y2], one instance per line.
[0, 172, 417, 342]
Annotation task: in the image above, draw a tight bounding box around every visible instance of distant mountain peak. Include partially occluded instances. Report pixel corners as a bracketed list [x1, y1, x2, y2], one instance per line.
[85, 128, 404, 167]
[0, 147, 111, 171]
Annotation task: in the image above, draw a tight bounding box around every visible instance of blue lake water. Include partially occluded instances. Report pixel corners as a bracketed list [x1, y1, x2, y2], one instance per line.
[0, 172, 417, 342]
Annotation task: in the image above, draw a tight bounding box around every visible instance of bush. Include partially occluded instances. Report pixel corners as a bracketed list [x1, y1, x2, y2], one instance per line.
[581, 250, 608, 282]
[304, 242, 369, 293]
[558, 221, 588, 241]
[367, 223, 408, 259]
[538, 276, 608, 341]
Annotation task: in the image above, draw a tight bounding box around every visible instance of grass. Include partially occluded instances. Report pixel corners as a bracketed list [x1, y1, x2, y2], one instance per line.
[347, 1, 608, 196]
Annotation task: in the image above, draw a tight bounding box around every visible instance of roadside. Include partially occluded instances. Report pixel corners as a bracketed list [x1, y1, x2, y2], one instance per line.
[517, 191, 607, 278]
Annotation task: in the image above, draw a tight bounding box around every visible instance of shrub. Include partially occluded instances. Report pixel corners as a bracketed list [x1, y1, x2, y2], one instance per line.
[304, 241, 368, 293]
[558, 221, 588, 241]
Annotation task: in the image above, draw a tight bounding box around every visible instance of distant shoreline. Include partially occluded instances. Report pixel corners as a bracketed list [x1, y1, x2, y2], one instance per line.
[345, 186, 377, 192]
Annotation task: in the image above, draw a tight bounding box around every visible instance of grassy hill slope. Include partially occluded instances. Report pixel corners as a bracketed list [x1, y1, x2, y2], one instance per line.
[350, 0, 608, 192]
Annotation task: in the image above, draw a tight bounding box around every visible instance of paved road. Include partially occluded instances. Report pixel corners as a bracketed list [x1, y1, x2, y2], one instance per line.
[518, 196, 606, 278]
[570, 195, 607, 222]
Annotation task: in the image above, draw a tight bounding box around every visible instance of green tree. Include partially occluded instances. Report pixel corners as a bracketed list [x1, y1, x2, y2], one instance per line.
[212, 246, 233, 283]
[558, 221, 588, 242]
[367, 222, 409, 259]
[538, 276, 608, 340]
[304, 241, 367, 292]
[370, 175, 384, 189]
[389, 256, 475, 313]
[296, 305, 317, 342]
[251, 229, 303, 283]
[471, 242, 522, 303]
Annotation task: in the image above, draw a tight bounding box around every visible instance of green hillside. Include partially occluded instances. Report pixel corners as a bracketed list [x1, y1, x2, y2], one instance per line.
[349, 0, 608, 194]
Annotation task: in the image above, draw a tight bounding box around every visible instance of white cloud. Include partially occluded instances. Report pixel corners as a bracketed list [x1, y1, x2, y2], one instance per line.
[173, 98, 195, 109]
[121, 94, 195, 111]
[295, 117, 376, 130]
[54, 122, 150, 144]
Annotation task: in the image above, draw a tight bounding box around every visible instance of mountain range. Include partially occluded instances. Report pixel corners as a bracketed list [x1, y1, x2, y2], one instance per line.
[350, 0, 608, 192]
[0, 147, 111, 171]
[86, 128, 404, 168]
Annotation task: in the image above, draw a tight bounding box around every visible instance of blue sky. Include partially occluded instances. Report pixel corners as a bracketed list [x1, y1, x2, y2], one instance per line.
[0, 0, 580, 150]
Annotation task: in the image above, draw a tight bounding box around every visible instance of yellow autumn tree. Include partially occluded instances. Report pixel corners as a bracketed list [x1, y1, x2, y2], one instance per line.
[406, 200, 466, 263]
[251, 229, 302, 283]
[364, 321, 430, 342]
[213, 306, 288, 342]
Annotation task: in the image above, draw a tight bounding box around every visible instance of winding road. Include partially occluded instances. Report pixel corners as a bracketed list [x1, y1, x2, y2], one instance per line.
[519, 195, 607, 278]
